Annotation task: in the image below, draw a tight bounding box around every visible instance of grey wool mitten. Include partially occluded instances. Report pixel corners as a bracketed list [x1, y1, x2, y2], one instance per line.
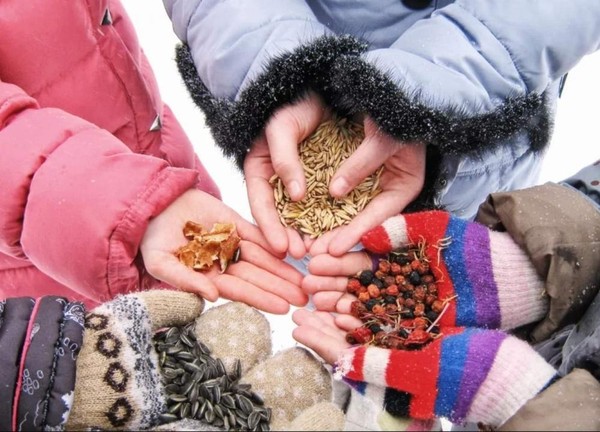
[66, 290, 204, 430]
[158, 301, 345, 431]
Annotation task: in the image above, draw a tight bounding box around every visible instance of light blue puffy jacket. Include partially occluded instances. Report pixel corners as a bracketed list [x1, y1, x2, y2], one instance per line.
[164, 0, 600, 219]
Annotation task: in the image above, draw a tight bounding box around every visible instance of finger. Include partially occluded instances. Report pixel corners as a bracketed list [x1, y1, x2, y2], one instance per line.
[236, 240, 304, 286]
[329, 130, 393, 198]
[307, 251, 372, 276]
[307, 229, 338, 256]
[292, 309, 346, 340]
[265, 95, 326, 201]
[302, 275, 349, 295]
[334, 314, 363, 332]
[214, 273, 290, 314]
[233, 213, 286, 258]
[291, 319, 349, 365]
[245, 137, 289, 255]
[311, 291, 358, 312]
[286, 227, 308, 259]
[227, 255, 307, 308]
[328, 192, 411, 256]
[144, 252, 219, 302]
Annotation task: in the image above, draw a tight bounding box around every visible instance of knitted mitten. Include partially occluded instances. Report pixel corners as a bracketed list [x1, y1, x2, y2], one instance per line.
[361, 210, 548, 330]
[66, 290, 204, 429]
[334, 327, 557, 428]
[195, 301, 344, 431]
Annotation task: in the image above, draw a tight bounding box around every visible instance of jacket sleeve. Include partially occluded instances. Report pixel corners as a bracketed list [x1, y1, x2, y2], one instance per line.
[475, 163, 600, 342]
[0, 82, 199, 302]
[167, 0, 600, 173]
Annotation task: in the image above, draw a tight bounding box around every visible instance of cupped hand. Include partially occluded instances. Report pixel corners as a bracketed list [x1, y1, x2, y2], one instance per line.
[292, 308, 353, 365]
[140, 189, 308, 314]
[309, 116, 426, 257]
[244, 91, 330, 259]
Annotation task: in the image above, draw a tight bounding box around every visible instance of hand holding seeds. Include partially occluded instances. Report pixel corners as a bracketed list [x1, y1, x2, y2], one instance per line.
[245, 92, 329, 258]
[308, 116, 427, 257]
[140, 189, 308, 314]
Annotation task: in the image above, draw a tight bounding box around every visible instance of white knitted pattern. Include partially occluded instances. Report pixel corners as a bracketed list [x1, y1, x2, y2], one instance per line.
[489, 231, 548, 330]
[466, 336, 556, 426]
[382, 216, 409, 250]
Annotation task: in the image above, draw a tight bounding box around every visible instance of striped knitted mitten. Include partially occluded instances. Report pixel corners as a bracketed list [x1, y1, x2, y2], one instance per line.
[361, 210, 547, 330]
[67, 290, 204, 430]
[334, 327, 556, 427]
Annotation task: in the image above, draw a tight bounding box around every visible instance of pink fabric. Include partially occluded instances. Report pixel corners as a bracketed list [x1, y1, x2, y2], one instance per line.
[0, 0, 220, 307]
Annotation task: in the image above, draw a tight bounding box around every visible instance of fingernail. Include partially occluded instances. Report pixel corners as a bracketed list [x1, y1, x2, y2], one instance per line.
[331, 177, 349, 197]
[288, 180, 301, 199]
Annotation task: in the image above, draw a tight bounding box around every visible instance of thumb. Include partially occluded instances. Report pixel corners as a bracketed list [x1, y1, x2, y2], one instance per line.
[130, 289, 204, 330]
[360, 214, 409, 254]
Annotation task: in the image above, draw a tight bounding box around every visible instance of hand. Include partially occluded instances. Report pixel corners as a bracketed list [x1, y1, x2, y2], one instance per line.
[307, 210, 548, 329]
[332, 326, 556, 427]
[67, 290, 205, 429]
[244, 92, 330, 259]
[309, 116, 426, 256]
[140, 189, 307, 314]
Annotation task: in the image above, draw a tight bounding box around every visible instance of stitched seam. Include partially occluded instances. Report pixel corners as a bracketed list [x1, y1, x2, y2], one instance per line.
[39, 301, 67, 429]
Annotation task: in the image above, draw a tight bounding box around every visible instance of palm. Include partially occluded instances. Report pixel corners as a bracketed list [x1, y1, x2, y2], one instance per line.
[140, 189, 307, 314]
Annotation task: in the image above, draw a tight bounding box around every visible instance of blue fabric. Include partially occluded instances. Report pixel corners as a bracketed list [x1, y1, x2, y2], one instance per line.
[435, 329, 475, 419]
[443, 217, 477, 326]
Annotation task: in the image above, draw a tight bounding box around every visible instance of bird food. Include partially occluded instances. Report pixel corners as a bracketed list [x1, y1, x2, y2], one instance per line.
[175, 221, 241, 273]
[345, 243, 452, 350]
[270, 116, 383, 238]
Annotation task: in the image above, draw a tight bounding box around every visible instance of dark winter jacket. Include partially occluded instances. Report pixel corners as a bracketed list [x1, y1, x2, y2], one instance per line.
[164, 0, 600, 219]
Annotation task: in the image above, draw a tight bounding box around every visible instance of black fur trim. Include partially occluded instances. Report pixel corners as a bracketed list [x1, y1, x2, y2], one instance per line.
[175, 35, 367, 169]
[328, 54, 552, 158]
[177, 34, 552, 210]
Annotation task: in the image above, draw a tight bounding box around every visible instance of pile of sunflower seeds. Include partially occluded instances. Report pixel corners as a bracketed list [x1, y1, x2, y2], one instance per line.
[269, 116, 383, 238]
[154, 322, 271, 431]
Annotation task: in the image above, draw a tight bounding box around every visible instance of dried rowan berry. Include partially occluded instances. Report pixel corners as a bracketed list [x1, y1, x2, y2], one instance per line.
[409, 271, 421, 285]
[371, 278, 384, 289]
[414, 303, 425, 317]
[358, 292, 371, 303]
[367, 284, 381, 298]
[350, 301, 367, 318]
[413, 317, 428, 329]
[383, 275, 396, 287]
[375, 270, 386, 280]
[431, 300, 445, 313]
[372, 304, 386, 315]
[365, 299, 378, 311]
[346, 327, 373, 344]
[422, 274, 434, 284]
[413, 286, 426, 302]
[395, 275, 406, 285]
[425, 294, 437, 305]
[390, 262, 402, 275]
[386, 284, 399, 296]
[406, 329, 431, 346]
[384, 295, 397, 304]
[346, 278, 362, 295]
[359, 270, 375, 286]
[426, 310, 439, 322]
[401, 264, 412, 275]
[378, 260, 391, 273]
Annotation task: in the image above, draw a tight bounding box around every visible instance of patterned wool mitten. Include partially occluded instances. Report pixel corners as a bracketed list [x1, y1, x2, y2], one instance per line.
[198, 301, 344, 431]
[66, 290, 204, 429]
[361, 210, 547, 330]
[334, 327, 557, 428]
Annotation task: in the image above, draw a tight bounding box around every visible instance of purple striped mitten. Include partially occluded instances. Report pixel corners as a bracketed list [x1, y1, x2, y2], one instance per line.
[335, 327, 557, 428]
[361, 210, 547, 330]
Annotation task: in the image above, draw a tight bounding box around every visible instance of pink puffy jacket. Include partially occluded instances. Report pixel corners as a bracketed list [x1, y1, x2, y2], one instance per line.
[0, 0, 220, 307]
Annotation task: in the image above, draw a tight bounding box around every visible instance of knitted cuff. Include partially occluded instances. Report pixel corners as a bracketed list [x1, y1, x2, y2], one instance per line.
[465, 335, 556, 427]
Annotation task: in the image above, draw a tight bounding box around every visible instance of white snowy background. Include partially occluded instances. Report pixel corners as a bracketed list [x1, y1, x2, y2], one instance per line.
[122, 1, 600, 353]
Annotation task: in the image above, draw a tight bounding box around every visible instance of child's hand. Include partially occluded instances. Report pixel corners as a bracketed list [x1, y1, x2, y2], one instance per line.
[140, 189, 307, 314]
